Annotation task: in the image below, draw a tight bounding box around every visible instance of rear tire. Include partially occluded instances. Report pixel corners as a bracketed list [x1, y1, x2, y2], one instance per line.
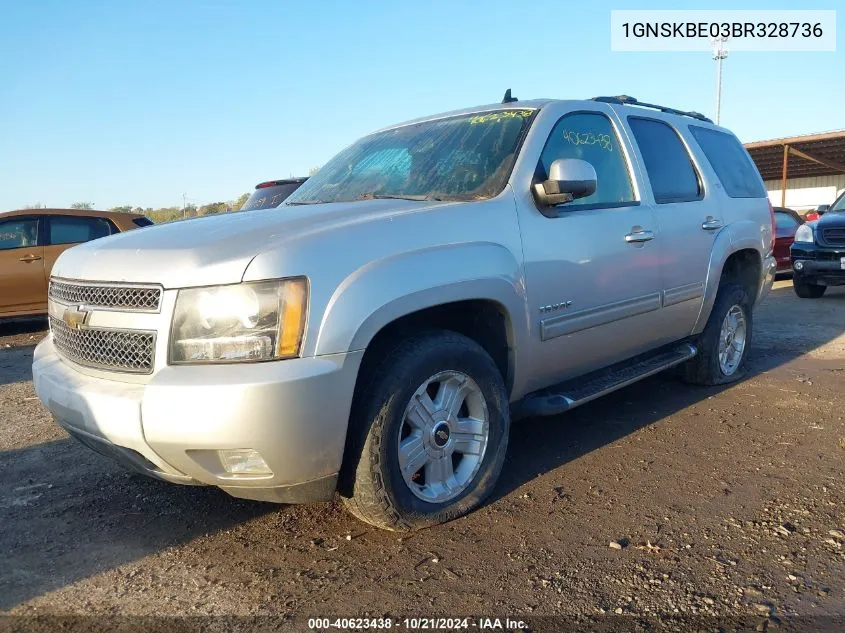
[341, 331, 509, 531]
[793, 279, 826, 299]
[683, 282, 752, 386]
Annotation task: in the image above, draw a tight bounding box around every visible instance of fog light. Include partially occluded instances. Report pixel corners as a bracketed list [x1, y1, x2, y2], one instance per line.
[218, 449, 272, 475]
[794, 261, 804, 271]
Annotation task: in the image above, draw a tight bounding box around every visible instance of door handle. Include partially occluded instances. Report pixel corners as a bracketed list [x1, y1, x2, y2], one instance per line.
[701, 218, 723, 231]
[625, 229, 655, 243]
[19, 254, 42, 262]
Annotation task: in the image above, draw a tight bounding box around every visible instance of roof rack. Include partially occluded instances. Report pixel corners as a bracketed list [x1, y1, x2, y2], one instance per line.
[591, 95, 713, 123]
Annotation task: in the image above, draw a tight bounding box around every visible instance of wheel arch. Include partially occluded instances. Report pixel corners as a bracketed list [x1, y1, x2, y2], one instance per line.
[692, 225, 764, 335]
[313, 242, 528, 388]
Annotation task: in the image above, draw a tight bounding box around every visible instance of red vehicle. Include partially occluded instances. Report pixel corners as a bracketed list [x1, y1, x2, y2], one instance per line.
[773, 207, 804, 274]
[804, 204, 830, 222]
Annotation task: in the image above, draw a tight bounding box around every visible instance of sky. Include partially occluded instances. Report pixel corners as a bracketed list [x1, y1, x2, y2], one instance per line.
[0, 0, 842, 211]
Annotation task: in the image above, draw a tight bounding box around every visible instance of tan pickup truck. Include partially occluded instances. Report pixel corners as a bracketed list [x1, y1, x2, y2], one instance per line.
[0, 208, 151, 318]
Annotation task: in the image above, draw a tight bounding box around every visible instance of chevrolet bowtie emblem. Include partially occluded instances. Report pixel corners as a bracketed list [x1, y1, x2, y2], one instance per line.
[62, 306, 90, 329]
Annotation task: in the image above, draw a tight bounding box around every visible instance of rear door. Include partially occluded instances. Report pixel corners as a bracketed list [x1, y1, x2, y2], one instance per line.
[0, 215, 46, 315]
[623, 116, 720, 341]
[43, 215, 116, 279]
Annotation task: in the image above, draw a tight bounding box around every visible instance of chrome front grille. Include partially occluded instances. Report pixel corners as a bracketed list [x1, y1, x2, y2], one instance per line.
[49, 317, 156, 374]
[49, 280, 162, 312]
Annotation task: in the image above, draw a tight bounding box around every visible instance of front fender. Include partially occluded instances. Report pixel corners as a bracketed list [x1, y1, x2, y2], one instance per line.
[313, 241, 528, 359]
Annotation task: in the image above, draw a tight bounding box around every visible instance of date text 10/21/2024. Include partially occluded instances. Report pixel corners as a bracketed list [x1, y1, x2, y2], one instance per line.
[307, 618, 528, 630]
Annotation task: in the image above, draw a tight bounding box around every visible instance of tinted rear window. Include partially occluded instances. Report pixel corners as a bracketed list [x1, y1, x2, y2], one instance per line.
[775, 212, 799, 230]
[628, 117, 701, 204]
[242, 182, 305, 210]
[48, 216, 114, 245]
[133, 217, 154, 227]
[689, 126, 766, 198]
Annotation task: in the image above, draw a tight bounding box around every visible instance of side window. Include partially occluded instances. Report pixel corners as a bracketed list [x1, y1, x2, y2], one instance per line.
[0, 218, 39, 250]
[775, 212, 799, 230]
[538, 111, 635, 208]
[628, 118, 701, 204]
[48, 216, 114, 246]
[689, 125, 767, 198]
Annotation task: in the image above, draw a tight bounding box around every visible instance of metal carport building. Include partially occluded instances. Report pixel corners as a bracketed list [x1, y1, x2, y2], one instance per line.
[745, 130, 845, 213]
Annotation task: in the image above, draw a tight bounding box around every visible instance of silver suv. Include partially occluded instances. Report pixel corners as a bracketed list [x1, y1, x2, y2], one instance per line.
[33, 94, 776, 530]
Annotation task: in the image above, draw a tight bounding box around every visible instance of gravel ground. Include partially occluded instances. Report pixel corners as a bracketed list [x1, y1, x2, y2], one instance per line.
[2, 281, 845, 627]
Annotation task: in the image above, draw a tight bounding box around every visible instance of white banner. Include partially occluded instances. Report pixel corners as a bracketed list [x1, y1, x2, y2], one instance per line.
[610, 10, 836, 52]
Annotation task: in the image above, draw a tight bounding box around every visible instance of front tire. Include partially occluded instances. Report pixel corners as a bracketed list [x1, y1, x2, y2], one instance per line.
[793, 279, 826, 299]
[683, 282, 753, 386]
[341, 331, 510, 531]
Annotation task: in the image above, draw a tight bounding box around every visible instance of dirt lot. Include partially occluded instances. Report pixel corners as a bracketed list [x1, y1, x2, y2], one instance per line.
[2, 281, 845, 627]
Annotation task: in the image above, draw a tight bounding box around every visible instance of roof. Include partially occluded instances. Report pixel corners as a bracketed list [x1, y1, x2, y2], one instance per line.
[745, 130, 845, 181]
[0, 208, 145, 220]
[375, 99, 553, 133]
[375, 96, 725, 136]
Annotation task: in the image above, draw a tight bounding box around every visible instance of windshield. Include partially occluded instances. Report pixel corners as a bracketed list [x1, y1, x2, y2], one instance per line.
[830, 192, 845, 213]
[285, 109, 535, 205]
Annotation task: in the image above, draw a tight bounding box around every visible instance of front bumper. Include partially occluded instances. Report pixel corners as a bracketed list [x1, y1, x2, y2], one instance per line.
[33, 336, 363, 503]
[790, 243, 845, 286]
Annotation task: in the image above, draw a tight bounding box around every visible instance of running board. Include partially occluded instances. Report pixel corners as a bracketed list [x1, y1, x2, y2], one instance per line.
[514, 343, 697, 419]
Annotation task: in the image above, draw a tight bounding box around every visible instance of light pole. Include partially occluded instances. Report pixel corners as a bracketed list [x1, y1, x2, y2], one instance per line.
[712, 36, 729, 125]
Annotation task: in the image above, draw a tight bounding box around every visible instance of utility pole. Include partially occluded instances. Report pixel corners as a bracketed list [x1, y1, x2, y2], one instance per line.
[182, 192, 187, 219]
[712, 37, 729, 125]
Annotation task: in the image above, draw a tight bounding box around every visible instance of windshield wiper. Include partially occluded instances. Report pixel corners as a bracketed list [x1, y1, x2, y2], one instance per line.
[287, 193, 444, 205]
[358, 193, 441, 202]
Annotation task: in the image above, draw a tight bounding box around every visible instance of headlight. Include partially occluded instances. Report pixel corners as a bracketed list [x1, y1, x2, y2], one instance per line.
[170, 278, 307, 364]
[794, 224, 814, 243]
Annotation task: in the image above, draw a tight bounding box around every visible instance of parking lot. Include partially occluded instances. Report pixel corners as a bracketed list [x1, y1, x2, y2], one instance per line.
[2, 280, 845, 620]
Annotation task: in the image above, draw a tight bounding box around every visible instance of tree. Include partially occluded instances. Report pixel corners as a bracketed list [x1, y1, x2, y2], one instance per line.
[198, 202, 228, 216]
[232, 192, 249, 211]
[308, 166, 321, 176]
[108, 206, 134, 214]
[24, 202, 46, 209]
[146, 207, 183, 224]
[70, 202, 94, 209]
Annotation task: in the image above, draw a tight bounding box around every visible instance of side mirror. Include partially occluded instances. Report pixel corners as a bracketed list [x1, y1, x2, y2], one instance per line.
[533, 159, 597, 211]
[817, 204, 830, 216]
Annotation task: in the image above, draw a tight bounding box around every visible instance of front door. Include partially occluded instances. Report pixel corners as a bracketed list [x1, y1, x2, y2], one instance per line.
[0, 215, 46, 315]
[517, 107, 663, 392]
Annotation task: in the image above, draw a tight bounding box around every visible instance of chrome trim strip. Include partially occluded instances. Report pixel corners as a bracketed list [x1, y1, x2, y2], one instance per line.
[662, 281, 704, 308]
[540, 292, 662, 341]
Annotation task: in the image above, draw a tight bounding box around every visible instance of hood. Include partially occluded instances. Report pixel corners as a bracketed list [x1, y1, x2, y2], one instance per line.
[816, 211, 845, 229]
[52, 199, 449, 288]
